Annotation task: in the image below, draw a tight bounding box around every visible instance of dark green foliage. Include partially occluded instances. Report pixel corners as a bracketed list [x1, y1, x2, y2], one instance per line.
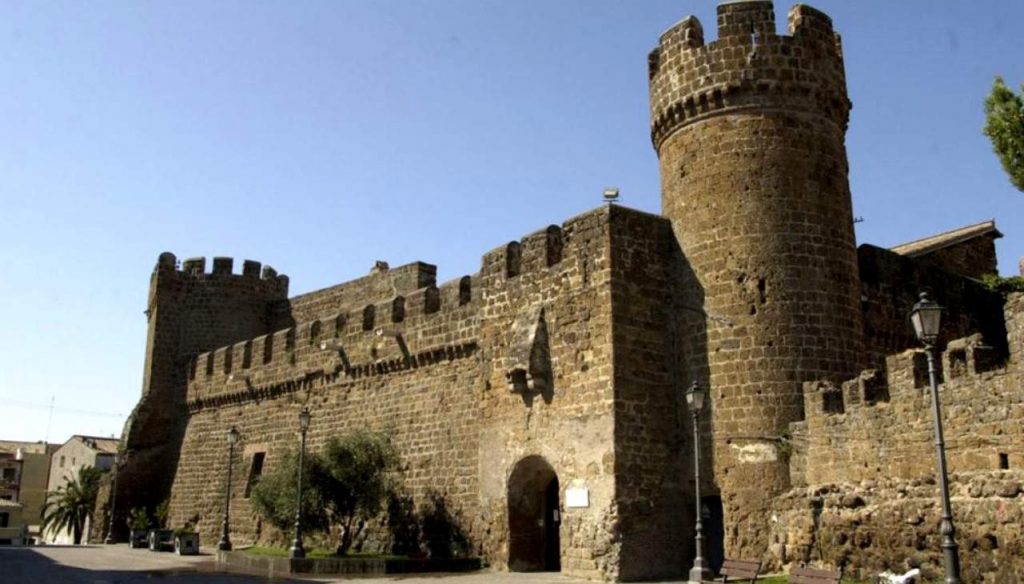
[126, 507, 150, 531]
[983, 77, 1024, 192]
[981, 273, 1024, 295]
[315, 429, 399, 555]
[250, 447, 329, 538]
[41, 466, 105, 544]
[155, 498, 170, 528]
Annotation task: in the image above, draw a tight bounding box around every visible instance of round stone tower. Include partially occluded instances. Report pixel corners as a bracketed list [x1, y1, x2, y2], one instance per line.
[649, 2, 864, 559]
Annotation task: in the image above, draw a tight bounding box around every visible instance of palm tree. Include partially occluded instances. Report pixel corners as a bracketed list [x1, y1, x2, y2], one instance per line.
[42, 466, 105, 544]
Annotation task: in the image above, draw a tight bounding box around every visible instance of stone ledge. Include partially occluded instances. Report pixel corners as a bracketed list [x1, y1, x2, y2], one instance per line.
[216, 549, 482, 578]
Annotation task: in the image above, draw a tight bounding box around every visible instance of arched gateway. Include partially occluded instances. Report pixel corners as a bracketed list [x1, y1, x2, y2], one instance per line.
[507, 456, 560, 572]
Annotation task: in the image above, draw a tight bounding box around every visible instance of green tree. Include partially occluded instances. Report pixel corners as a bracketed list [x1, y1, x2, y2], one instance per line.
[250, 448, 329, 540]
[41, 466, 105, 544]
[315, 429, 399, 555]
[983, 77, 1024, 192]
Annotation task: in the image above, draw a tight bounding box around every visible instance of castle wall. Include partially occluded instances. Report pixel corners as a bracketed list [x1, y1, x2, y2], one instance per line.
[858, 245, 1008, 366]
[473, 206, 621, 580]
[649, 2, 864, 562]
[607, 208, 691, 581]
[174, 264, 480, 550]
[165, 205, 666, 581]
[913, 236, 1000, 281]
[775, 293, 1024, 580]
[284, 262, 438, 325]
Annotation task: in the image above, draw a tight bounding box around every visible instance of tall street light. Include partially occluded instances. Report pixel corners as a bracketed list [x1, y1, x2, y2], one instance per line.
[218, 426, 241, 551]
[104, 453, 120, 544]
[686, 381, 712, 584]
[290, 407, 311, 559]
[910, 291, 961, 584]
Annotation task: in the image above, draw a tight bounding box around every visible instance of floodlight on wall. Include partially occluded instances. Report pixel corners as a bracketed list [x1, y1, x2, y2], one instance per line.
[318, 339, 351, 375]
[374, 328, 410, 360]
[603, 187, 620, 203]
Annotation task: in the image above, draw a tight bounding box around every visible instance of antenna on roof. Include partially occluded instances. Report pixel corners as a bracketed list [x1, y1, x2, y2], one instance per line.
[603, 187, 620, 204]
[45, 395, 54, 443]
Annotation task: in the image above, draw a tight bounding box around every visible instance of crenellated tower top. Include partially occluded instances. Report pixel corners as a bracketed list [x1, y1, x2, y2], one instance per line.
[649, 1, 849, 150]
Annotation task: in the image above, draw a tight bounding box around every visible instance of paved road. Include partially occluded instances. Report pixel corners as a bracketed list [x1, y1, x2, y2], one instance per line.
[0, 545, 584, 584]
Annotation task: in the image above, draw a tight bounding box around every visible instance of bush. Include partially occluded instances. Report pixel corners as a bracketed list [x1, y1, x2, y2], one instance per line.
[126, 507, 150, 531]
[315, 429, 399, 555]
[250, 447, 329, 539]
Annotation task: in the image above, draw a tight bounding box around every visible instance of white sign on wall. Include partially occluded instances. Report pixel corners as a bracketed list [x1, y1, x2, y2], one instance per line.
[565, 486, 590, 508]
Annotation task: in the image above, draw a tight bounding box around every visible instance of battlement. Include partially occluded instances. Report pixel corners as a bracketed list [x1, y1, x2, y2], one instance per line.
[649, 1, 848, 150]
[185, 269, 480, 408]
[795, 293, 1024, 485]
[154, 252, 289, 296]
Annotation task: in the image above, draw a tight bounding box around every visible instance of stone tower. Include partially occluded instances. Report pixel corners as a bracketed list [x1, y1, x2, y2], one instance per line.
[649, 2, 865, 558]
[115, 253, 289, 523]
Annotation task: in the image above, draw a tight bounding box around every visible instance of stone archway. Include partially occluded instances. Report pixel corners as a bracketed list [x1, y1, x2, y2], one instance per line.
[507, 455, 561, 572]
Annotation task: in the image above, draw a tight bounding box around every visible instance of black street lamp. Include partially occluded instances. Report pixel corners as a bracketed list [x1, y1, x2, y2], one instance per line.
[289, 407, 311, 559]
[686, 381, 712, 584]
[218, 426, 241, 552]
[910, 291, 961, 584]
[104, 453, 120, 545]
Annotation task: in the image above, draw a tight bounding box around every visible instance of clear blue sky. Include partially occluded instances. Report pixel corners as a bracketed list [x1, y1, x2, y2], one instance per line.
[1, 1, 1021, 444]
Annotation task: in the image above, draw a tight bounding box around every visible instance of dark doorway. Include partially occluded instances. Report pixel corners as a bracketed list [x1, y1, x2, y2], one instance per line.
[508, 456, 561, 572]
[703, 495, 725, 574]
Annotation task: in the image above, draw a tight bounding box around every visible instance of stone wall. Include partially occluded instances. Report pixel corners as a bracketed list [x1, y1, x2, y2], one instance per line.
[777, 293, 1024, 579]
[858, 245, 1008, 367]
[915, 236, 1000, 280]
[165, 205, 673, 581]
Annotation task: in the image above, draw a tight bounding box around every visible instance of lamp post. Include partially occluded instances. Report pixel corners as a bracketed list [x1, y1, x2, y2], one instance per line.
[686, 381, 712, 584]
[289, 407, 311, 559]
[910, 291, 961, 584]
[104, 453, 120, 544]
[218, 426, 241, 551]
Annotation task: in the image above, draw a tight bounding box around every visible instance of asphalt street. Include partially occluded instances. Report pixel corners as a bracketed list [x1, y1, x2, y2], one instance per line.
[0, 545, 581, 584]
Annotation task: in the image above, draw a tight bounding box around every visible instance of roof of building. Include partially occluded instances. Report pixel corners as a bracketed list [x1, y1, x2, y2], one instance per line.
[57, 435, 120, 455]
[890, 220, 1002, 257]
[0, 440, 50, 455]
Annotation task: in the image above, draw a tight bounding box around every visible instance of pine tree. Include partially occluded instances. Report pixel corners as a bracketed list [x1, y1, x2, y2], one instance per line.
[983, 77, 1024, 192]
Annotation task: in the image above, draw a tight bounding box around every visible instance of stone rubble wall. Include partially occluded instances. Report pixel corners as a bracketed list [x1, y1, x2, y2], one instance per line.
[780, 293, 1024, 579]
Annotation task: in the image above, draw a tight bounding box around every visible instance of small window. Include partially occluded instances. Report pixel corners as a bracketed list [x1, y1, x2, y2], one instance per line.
[1, 468, 15, 480]
[362, 305, 376, 331]
[999, 453, 1010, 470]
[310, 321, 322, 346]
[245, 453, 266, 498]
[0, 512, 8, 528]
[71, 457, 76, 467]
[59, 456, 65, 468]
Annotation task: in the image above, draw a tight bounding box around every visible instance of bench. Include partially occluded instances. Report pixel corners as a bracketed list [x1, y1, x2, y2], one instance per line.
[790, 564, 843, 584]
[711, 558, 762, 582]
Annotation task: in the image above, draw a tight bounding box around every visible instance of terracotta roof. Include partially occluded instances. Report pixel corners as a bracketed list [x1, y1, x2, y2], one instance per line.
[64, 435, 120, 454]
[890, 220, 1002, 257]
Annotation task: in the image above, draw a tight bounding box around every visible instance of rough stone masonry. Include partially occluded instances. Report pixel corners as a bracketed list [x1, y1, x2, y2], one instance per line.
[103, 2, 1022, 582]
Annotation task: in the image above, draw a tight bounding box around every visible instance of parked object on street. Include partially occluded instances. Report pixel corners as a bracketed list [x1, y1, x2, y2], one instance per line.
[174, 530, 199, 555]
[147, 528, 174, 551]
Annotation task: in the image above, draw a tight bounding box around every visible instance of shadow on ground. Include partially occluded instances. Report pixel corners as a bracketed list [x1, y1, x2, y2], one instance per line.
[0, 547, 319, 584]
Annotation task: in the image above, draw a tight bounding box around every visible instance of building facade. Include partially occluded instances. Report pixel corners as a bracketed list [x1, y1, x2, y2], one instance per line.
[0, 440, 54, 543]
[45, 435, 118, 544]
[110, 2, 1023, 581]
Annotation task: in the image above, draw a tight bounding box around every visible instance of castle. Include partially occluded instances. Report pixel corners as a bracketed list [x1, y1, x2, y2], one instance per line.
[106, 2, 1024, 581]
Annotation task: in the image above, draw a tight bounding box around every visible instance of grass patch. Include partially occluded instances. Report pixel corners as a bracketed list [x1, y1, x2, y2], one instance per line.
[756, 576, 871, 584]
